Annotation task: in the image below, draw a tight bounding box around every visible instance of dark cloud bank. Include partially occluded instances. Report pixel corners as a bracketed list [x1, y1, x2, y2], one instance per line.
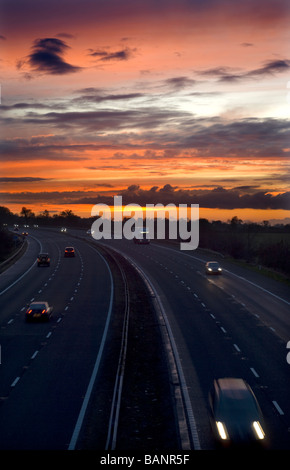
[1, 185, 289, 211]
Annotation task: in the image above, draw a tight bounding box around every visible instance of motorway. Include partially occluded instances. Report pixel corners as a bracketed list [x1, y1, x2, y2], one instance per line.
[97, 235, 290, 450]
[0, 226, 290, 450]
[0, 228, 114, 449]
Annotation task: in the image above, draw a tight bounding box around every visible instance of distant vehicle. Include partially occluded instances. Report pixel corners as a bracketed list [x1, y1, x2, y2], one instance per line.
[205, 261, 222, 274]
[208, 378, 267, 447]
[37, 253, 50, 267]
[64, 246, 75, 257]
[25, 301, 53, 322]
[22, 231, 28, 236]
[133, 229, 150, 245]
[61, 227, 67, 232]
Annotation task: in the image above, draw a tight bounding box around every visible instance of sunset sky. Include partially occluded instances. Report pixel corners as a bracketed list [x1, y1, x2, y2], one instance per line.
[0, 0, 289, 223]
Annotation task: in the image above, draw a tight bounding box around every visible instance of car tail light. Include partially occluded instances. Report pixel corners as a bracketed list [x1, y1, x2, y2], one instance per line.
[27, 309, 32, 314]
[41, 309, 46, 314]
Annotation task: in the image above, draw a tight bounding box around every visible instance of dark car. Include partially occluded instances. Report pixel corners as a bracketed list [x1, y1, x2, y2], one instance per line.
[64, 246, 75, 257]
[25, 301, 53, 322]
[208, 378, 267, 447]
[205, 261, 222, 275]
[133, 229, 150, 244]
[37, 253, 50, 266]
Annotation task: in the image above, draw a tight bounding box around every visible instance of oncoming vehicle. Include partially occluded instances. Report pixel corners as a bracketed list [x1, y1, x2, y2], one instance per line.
[37, 253, 50, 267]
[25, 301, 53, 322]
[205, 261, 222, 275]
[64, 246, 75, 257]
[208, 377, 267, 447]
[133, 229, 150, 245]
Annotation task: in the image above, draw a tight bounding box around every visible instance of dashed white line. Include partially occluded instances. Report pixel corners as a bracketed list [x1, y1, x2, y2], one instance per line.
[7, 319, 14, 325]
[233, 344, 241, 352]
[250, 367, 259, 378]
[11, 377, 20, 387]
[31, 350, 39, 360]
[220, 326, 227, 334]
[272, 401, 284, 415]
[46, 332, 52, 338]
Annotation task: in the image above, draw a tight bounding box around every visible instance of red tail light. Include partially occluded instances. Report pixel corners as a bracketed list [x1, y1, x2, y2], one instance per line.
[42, 309, 46, 314]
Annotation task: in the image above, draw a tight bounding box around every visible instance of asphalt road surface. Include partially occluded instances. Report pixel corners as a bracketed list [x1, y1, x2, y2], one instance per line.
[0, 226, 289, 450]
[0, 228, 113, 449]
[96, 235, 290, 450]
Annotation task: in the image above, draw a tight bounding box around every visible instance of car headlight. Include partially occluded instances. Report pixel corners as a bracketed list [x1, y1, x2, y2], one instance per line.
[216, 421, 229, 440]
[208, 268, 212, 271]
[252, 421, 265, 440]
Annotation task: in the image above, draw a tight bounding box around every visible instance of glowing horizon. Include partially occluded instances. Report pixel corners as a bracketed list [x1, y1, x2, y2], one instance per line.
[0, 0, 289, 223]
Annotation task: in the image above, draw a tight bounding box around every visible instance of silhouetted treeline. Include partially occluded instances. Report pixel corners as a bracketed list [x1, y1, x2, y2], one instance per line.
[0, 206, 289, 276]
[198, 216, 290, 276]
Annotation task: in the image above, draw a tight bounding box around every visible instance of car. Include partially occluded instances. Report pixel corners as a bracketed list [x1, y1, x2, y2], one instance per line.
[37, 253, 50, 267]
[208, 378, 267, 447]
[133, 229, 150, 244]
[205, 261, 222, 274]
[64, 246, 75, 257]
[61, 227, 67, 232]
[22, 231, 28, 236]
[25, 301, 53, 322]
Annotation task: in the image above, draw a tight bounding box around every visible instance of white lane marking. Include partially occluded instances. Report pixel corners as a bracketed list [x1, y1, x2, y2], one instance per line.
[7, 319, 14, 324]
[220, 326, 227, 334]
[11, 377, 20, 387]
[68, 247, 114, 450]
[0, 236, 42, 296]
[272, 401, 284, 415]
[31, 350, 39, 359]
[153, 244, 290, 307]
[250, 367, 259, 378]
[233, 344, 241, 352]
[46, 332, 52, 338]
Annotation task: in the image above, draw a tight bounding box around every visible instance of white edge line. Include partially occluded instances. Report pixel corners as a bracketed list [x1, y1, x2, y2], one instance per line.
[154, 244, 290, 307]
[102, 244, 201, 450]
[68, 247, 114, 450]
[0, 236, 42, 296]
